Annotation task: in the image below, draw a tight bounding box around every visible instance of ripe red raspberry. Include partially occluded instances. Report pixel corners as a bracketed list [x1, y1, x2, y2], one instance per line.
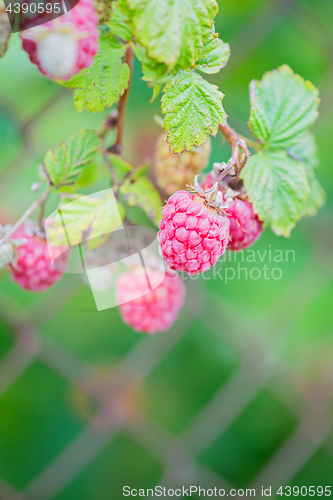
[158, 190, 230, 275]
[201, 174, 263, 251]
[8, 225, 68, 292]
[227, 198, 263, 251]
[116, 270, 186, 334]
[20, 0, 99, 80]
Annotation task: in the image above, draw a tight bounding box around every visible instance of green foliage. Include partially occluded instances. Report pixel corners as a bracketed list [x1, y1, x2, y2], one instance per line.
[195, 26, 230, 74]
[122, 0, 218, 70]
[108, 154, 133, 181]
[64, 34, 130, 113]
[241, 150, 310, 237]
[43, 130, 101, 188]
[47, 192, 125, 250]
[74, 160, 102, 188]
[161, 69, 226, 153]
[119, 165, 162, 226]
[243, 66, 324, 235]
[134, 25, 229, 101]
[107, 3, 134, 41]
[289, 133, 326, 217]
[248, 65, 320, 149]
[133, 46, 171, 89]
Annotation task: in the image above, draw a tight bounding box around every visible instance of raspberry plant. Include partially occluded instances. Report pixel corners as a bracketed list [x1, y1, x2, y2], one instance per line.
[0, 0, 326, 333]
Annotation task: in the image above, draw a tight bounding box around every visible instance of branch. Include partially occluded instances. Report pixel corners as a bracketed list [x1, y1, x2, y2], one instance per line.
[235, 132, 261, 152]
[98, 47, 134, 190]
[0, 185, 51, 244]
[219, 123, 251, 176]
[109, 46, 134, 155]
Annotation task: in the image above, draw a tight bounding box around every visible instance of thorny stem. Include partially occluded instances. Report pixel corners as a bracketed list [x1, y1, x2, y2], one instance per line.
[216, 163, 237, 183]
[0, 185, 51, 244]
[218, 123, 250, 182]
[236, 132, 261, 152]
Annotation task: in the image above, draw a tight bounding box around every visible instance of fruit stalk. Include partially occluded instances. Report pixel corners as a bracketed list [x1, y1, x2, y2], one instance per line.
[114, 46, 134, 155]
[101, 47, 134, 191]
[218, 123, 250, 179]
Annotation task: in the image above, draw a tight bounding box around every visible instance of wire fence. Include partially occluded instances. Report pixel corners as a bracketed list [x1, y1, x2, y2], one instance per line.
[0, 1, 333, 498]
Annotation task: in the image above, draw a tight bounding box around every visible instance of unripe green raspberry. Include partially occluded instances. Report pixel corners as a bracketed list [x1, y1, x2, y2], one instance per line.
[94, 0, 112, 24]
[153, 132, 211, 196]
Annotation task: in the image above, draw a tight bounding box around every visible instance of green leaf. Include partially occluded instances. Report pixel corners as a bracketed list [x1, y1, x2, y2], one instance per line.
[74, 159, 102, 188]
[289, 133, 326, 217]
[63, 34, 130, 113]
[117, 0, 135, 24]
[125, 0, 218, 69]
[43, 130, 101, 188]
[107, 3, 134, 41]
[120, 175, 162, 226]
[108, 153, 133, 181]
[57, 160, 102, 194]
[131, 161, 150, 180]
[195, 27, 230, 74]
[46, 191, 125, 249]
[133, 45, 171, 87]
[98, 24, 111, 36]
[161, 69, 226, 153]
[241, 150, 310, 237]
[133, 45, 172, 101]
[248, 65, 320, 149]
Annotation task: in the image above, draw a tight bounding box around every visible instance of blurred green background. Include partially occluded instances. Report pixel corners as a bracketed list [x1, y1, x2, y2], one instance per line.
[0, 0, 333, 498]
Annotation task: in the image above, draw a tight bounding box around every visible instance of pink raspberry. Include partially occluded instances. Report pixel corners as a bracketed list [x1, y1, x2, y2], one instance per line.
[117, 270, 186, 334]
[227, 198, 263, 251]
[20, 0, 99, 80]
[158, 190, 230, 275]
[200, 174, 263, 251]
[8, 225, 68, 292]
